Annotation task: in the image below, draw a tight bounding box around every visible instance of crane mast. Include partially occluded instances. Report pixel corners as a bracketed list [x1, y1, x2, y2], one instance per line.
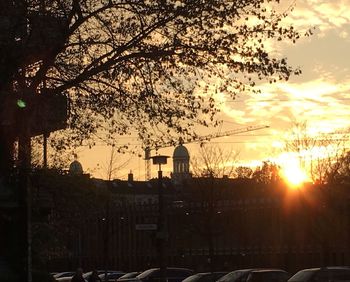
[144, 125, 269, 180]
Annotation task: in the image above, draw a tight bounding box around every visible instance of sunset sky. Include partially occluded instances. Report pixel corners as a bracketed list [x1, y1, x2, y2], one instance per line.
[78, 0, 350, 181]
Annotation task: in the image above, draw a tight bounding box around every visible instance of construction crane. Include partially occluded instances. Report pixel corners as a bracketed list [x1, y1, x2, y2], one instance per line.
[144, 124, 269, 180]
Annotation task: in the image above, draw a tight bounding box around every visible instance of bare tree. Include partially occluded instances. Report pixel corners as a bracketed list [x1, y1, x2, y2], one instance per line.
[191, 144, 239, 178]
[283, 121, 349, 184]
[99, 145, 131, 180]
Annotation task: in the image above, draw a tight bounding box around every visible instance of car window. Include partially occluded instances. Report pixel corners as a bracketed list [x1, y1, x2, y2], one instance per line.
[329, 269, 350, 282]
[106, 273, 126, 279]
[289, 270, 316, 282]
[218, 270, 251, 282]
[247, 271, 289, 282]
[168, 278, 190, 282]
[201, 273, 228, 282]
[54, 272, 75, 278]
[183, 274, 204, 282]
[138, 269, 159, 279]
[314, 271, 329, 282]
[275, 272, 291, 282]
[119, 272, 141, 279]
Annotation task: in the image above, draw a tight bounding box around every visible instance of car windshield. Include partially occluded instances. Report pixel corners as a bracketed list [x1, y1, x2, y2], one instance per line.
[183, 274, 206, 282]
[137, 269, 158, 279]
[201, 273, 229, 282]
[330, 268, 350, 281]
[218, 270, 253, 282]
[288, 270, 315, 282]
[247, 271, 288, 282]
[54, 272, 75, 278]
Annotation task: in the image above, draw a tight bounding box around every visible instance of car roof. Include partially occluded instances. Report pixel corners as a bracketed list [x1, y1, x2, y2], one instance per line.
[295, 267, 350, 272]
[250, 269, 287, 273]
[137, 267, 193, 278]
[118, 271, 141, 278]
[199, 272, 229, 274]
[140, 267, 193, 272]
[53, 272, 75, 278]
[217, 269, 257, 282]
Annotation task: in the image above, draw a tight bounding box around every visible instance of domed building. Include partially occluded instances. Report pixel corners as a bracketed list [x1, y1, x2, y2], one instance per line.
[172, 143, 191, 184]
[69, 155, 83, 175]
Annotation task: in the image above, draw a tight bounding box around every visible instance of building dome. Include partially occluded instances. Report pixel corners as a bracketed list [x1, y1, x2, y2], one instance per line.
[173, 144, 189, 158]
[172, 143, 191, 184]
[69, 160, 83, 175]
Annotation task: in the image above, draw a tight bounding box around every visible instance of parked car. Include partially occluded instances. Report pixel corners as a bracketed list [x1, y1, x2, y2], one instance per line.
[83, 270, 123, 282]
[182, 272, 228, 282]
[53, 272, 75, 279]
[246, 269, 290, 282]
[129, 267, 194, 282]
[57, 270, 118, 282]
[56, 272, 76, 282]
[217, 269, 257, 282]
[288, 266, 350, 282]
[218, 269, 289, 282]
[98, 271, 125, 282]
[117, 272, 142, 281]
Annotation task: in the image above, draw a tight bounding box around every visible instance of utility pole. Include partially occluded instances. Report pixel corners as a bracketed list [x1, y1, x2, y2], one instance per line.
[43, 132, 48, 168]
[151, 156, 169, 282]
[18, 96, 32, 282]
[208, 173, 215, 273]
[103, 197, 110, 282]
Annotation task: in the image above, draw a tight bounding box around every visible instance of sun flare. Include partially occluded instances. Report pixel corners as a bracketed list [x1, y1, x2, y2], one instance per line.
[278, 154, 309, 188]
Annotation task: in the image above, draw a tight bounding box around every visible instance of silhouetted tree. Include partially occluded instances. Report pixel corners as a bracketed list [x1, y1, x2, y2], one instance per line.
[30, 136, 74, 169]
[0, 0, 306, 156]
[0, 3, 307, 276]
[234, 166, 254, 179]
[252, 161, 281, 184]
[191, 144, 239, 178]
[327, 151, 350, 184]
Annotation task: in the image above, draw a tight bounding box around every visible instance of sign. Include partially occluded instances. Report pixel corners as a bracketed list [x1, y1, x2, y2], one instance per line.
[135, 224, 157, 231]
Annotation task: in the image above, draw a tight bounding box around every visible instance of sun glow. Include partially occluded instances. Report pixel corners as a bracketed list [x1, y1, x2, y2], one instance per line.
[278, 153, 309, 188]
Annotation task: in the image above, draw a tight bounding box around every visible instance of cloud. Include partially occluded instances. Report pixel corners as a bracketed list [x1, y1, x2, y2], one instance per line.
[281, 0, 350, 33]
[218, 76, 350, 164]
[220, 64, 350, 130]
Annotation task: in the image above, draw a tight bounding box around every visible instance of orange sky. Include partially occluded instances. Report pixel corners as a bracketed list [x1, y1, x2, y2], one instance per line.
[77, 0, 350, 180]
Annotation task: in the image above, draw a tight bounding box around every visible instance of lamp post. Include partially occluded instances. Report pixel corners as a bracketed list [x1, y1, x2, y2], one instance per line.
[151, 155, 169, 282]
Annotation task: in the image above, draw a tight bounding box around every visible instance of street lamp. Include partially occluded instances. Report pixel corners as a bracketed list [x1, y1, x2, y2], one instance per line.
[150, 155, 169, 282]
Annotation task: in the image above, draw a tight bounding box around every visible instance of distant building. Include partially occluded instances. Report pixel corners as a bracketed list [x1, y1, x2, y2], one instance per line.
[69, 154, 83, 175]
[171, 143, 192, 185]
[93, 173, 177, 205]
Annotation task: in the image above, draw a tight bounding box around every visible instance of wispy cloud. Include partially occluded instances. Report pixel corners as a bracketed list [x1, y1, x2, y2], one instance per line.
[281, 0, 350, 33]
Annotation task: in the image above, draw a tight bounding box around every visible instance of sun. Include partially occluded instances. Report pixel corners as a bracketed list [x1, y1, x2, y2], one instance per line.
[278, 154, 309, 188]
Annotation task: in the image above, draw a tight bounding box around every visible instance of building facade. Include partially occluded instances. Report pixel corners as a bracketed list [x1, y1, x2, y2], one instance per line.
[47, 177, 350, 274]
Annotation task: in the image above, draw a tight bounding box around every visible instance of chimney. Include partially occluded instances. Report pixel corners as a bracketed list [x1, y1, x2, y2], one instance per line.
[128, 171, 133, 182]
